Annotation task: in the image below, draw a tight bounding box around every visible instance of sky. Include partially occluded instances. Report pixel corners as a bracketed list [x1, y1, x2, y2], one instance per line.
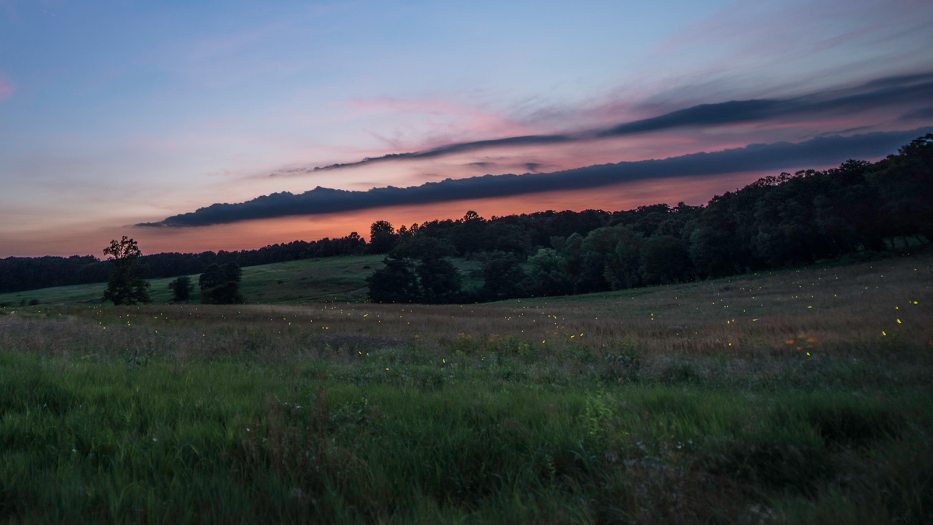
[1, 0, 932, 256]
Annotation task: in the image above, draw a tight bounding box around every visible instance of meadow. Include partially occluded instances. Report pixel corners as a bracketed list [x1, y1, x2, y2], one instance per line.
[0, 253, 931, 523]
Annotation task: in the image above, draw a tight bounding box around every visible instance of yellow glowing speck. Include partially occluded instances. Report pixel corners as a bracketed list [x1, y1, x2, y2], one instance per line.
[896, 319, 902, 324]
[882, 330, 887, 337]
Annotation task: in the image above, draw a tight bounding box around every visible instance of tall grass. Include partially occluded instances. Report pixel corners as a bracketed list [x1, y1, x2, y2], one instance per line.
[0, 253, 930, 523]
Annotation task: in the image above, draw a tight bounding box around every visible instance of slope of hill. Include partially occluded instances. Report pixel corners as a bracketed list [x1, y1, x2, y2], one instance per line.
[0, 255, 386, 306]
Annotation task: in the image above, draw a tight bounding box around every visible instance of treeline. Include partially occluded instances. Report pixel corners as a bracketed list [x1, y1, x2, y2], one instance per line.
[0, 234, 366, 294]
[4, 135, 930, 298]
[367, 134, 933, 302]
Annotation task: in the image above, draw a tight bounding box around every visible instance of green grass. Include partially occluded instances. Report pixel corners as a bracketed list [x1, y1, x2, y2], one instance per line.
[1, 253, 931, 523]
[0, 255, 386, 306]
[1, 349, 930, 524]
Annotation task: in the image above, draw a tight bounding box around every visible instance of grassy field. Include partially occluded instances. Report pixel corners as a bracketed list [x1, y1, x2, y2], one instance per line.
[0, 255, 386, 306]
[0, 253, 931, 523]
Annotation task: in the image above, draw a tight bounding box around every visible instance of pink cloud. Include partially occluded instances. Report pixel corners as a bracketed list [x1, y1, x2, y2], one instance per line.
[346, 96, 538, 148]
[0, 78, 13, 100]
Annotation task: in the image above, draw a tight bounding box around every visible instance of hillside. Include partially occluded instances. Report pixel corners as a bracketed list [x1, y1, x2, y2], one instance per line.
[0, 255, 386, 306]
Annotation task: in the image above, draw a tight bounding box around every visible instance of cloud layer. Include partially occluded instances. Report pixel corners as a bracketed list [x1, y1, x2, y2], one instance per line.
[276, 72, 933, 175]
[143, 127, 931, 227]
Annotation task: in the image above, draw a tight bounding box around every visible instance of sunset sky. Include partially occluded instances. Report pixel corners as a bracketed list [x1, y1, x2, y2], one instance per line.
[1, 0, 932, 256]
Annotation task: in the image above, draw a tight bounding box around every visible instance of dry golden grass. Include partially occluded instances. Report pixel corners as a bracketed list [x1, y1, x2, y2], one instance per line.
[3, 253, 931, 357]
[1, 252, 929, 388]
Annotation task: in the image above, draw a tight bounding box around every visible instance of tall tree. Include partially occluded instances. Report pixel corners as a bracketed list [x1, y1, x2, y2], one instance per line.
[639, 235, 691, 284]
[369, 220, 399, 254]
[416, 257, 462, 303]
[481, 252, 529, 300]
[168, 275, 193, 302]
[199, 262, 244, 304]
[526, 248, 572, 296]
[102, 236, 151, 305]
[367, 258, 420, 303]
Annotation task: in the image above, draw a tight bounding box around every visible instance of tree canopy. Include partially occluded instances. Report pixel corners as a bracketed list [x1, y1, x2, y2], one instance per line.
[199, 263, 244, 304]
[102, 236, 151, 305]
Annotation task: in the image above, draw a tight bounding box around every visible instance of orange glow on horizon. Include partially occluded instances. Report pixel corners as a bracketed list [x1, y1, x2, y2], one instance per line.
[116, 170, 772, 255]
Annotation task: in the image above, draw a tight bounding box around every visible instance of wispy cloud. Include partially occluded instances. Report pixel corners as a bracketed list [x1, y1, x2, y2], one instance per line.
[142, 128, 930, 227]
[271, 72, 933, 176]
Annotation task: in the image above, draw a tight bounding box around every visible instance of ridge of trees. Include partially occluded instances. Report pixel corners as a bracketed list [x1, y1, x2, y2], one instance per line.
[367, 134, 932, 302]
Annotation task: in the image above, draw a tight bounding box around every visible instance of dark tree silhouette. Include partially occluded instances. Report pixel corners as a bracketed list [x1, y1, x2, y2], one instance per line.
[527, 248, 572, 296]
[367, 258, 420, 303]
[367, 233, 465, 303]
[416, 257, 462, 303]
[168, 276, 193, 302]
[481, 252, 529, 300]
[369, 220, 399, 254]
[199, 262, 244, 304]
[102, 236, 150, 305]
[639, 235, 691, 284]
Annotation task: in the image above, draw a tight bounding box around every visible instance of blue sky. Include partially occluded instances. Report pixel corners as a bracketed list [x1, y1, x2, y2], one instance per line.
[1, 0, 932, 255]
